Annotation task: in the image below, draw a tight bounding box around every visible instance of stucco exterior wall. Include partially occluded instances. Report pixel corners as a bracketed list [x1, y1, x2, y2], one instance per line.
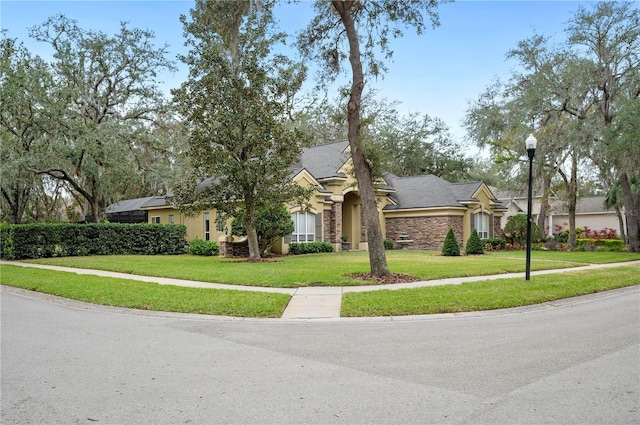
[146, 208, 228, 242]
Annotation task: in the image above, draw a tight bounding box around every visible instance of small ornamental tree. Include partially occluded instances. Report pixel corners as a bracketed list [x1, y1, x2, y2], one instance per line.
[465, 229, 484, 255]
[442, 228, 460, 256]
[231, 206, 294, 256]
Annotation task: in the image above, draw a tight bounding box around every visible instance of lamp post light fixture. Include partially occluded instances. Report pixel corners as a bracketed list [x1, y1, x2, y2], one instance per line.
[525, 133, 537, 281]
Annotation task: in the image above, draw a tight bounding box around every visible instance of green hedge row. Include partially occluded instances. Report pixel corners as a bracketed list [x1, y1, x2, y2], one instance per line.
[0, 223, 187, 260]
[576, 238, 624, 252]
[288, 241, 334, 255]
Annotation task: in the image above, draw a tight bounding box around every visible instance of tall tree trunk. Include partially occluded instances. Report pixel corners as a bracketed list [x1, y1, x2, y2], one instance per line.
[568, 152, 578, 249]
[246, 226, 261, 260]
[614, 206, 627, 244]
[619, 172, 639, 252]
[334, 1, 390, 276]
[1, 186, 30, 224]
[537, 173, 552, 235]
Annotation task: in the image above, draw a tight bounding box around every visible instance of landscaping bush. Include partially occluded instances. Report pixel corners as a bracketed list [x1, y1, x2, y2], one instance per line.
[187, 238, 219, 256]
[482, 238, 506, 251]
[504, 214, 543, 245]
[465, 229, 484, 255]
[384, 239, 394, 250]
[576, 238, 624, 252]
[231, 206, 295, 255]
[441, 229, 460, 256]
[0, 223, 187, 260]
[288, 241, 334, 255]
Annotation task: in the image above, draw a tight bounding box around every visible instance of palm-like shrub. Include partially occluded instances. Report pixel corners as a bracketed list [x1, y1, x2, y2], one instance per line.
[442, 228, 460, 256]
[465, 229, 484, 255]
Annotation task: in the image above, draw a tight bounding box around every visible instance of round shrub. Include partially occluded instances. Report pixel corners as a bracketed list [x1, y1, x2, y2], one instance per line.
[465, 229, 484, 255]
[442, 228, 460, 256]
[188, 238, 219, 256]
[383, 239, 394, 250]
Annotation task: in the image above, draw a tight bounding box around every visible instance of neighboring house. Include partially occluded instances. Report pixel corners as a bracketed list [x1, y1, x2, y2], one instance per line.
[108, 141, 506, 252]
[497, 192, 625, 238]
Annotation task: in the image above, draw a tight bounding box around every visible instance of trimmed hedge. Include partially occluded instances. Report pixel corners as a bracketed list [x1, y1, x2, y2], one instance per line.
[0, 223, 187, 260]
[482, 238, 507, 251]
[288, 241, 334, 255]
[576, 238, 624, 252]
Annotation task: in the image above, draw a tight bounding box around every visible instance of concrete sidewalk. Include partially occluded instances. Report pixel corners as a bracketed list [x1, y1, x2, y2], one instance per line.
[2, 259, 639, 319]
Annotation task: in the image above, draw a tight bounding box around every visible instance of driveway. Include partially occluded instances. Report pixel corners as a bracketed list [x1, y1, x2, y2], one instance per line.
[2, 285, 639, 424]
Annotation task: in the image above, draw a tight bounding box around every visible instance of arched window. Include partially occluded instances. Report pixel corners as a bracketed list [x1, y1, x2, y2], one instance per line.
[291, 212, 315, 243]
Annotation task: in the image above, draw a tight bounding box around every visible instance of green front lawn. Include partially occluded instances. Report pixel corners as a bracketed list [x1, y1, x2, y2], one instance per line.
[2, 251, 639, 318]
[0, 265, 289, 318]
[21, 250, 640, 288]
[342, 264, 640, 317]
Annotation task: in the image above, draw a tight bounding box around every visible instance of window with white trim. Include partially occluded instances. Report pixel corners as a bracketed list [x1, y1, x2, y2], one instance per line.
[169, 214, 174, 224]
[474, 213, 489, 239]
[204, 212, 210, 241]
[291, 212, 315, 243]
[151, 216, 160, 224]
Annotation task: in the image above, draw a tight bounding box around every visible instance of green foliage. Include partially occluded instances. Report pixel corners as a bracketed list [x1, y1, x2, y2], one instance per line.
[465, 229, 485, 255]
[0, 223, 187, 260]
[482, 238, 506, 251]
[231, 207, 294, 255]
[384, 239, 394, 250]
[576, 238, 624, 252]
[0, 37, 53, 224]
[504, 214, 543, 245]
[187, 238, 219, 256]
[22, 15, 177, 222]
[172, 1, 310, 258]
[441, 229, 460, 256]
[231, 217, 246, 237]
[288, 242, 334, 255]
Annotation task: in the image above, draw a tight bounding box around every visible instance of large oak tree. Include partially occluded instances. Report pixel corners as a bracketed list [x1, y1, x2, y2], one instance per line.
[172, 0, 310, 259]
[298, 0, 448, 276]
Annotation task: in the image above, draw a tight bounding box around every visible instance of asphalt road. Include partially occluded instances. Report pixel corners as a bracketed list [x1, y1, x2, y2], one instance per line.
[2, 286, 639, 425]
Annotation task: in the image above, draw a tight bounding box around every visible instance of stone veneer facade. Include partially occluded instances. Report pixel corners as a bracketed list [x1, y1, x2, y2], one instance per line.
[323, 202, 342, 243]
[385, 215, 464, 250]
[219, 239, 250, 257]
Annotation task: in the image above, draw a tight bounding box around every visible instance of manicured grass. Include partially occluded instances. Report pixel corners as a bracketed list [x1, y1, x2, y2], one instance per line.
[21, 250, 640, 288]
[0, 265, 290, 318]
[341, 265, 640, 317]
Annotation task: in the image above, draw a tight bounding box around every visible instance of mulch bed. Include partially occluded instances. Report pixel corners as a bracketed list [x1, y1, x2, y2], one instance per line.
[345, 273, 421, 285]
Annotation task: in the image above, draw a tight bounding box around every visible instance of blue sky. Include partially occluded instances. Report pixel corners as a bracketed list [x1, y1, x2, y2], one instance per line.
[0, 1, 615, 144]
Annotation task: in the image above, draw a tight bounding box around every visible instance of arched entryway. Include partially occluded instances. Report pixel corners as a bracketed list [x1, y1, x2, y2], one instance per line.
[342, 191, 362, 250]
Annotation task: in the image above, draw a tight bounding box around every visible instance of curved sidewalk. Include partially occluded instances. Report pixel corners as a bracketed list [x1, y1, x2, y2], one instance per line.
[2, 259, 639, 319]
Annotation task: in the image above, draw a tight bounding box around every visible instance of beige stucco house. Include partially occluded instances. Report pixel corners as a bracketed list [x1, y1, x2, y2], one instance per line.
[108, 141, 506, 253]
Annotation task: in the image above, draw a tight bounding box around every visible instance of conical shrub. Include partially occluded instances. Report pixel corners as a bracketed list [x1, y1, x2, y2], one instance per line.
[465, 228, 484, 255]
[442, 228, 460, 256]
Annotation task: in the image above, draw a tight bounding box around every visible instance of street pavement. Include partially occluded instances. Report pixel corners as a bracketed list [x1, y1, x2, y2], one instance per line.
[2, 284, 639, 424]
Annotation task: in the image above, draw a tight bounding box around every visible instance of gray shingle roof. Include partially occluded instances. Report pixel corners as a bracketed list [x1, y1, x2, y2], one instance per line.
[384, 174, 483, 209]
[298, 140, 350, 179]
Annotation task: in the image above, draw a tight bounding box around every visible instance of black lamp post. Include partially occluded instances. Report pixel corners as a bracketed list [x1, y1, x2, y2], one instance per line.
[525, 133, 537, 281]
